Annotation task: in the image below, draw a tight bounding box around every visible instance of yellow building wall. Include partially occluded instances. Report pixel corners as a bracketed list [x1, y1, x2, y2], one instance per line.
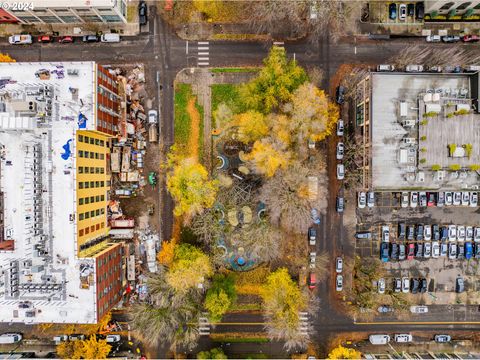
[76, 130, 111, 251]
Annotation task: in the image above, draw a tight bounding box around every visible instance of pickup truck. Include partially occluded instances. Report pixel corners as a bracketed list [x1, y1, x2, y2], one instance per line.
[9, 34, 32, 45]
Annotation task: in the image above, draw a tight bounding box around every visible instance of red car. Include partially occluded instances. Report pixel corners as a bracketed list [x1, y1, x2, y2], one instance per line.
[58, 36, 74, 43]
[407, 243, 415, 260]
[38, 35, 53, 43]
[463, 35, 480, 42]
[427, 192, 436, 207]
[308, 273, 316, 290]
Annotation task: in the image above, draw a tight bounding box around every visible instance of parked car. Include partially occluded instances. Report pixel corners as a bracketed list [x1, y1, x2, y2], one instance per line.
[456, 277, 465, 293]
[427, 192, 436, 206]
[336, 164, 345, 180]
[435, 335, 452, 343]
[378, 305, 394, 313]
[416, 224, 424, 240]
[390, 243, 399, 260]
[410, 305, 428, 313]
[398, 4, 407, 21]
[428, 65, 443, 73]
[461, 192, 470, 206]
[466, 242, 473, 260]
[463, 35, 480, 42]
[466, 226, 474, 241]
[0, 334, 22, 344]
[426, 35, 441, 42]
[448, 225, 457, 241]
[407, 243, 415, 260]
[311, 208, 321, 225]
[148, 109, 158, 124]
[432, 224, 440, 241]
[394, 334, 412, 343]
[308, 227, 317, 246]
[448, 243, 457, 259]
[475, 243, 480, 257]
[453, 192, 462, 206]
[336, 86, 345, 104]
[367, 191, 375, 208]
[405, 64, 424, 72]
[336, 196, 344, 213]
[407, 3, 414, 16]
[358, 192, 366, 209]
[336, 274, 343, 291]
[309, 252, 316, 269]
[58, 36, 74, 43]
[458, 243, 465, 259]
[441, 226, 448, 241]
[82, 35, 99, 42]
[398, 222, 406, 240]
[474, 227, 480, 242]
[308, 273, 316, 290]
[53, 335, 68, 344]
[394, 278, 402, 292]
[457, 225, 466, 241]
[106, 335, 121, 343]
[445, 192, 453, 206]
[38, 35, 53, 43]
[432, 241, 440, 258]
[138, 1, 148, 25]
[415, 243, 424, 258]
[419, 192, 427, 207]
[442, 35, 461, 43]
[380, 243, 390, 262]
[415, 2, 424, 19]
[355, 231, 372, 239]
[440, 242, 448, 257]
[402, 277, 410, 293]
[470, 192, 478, 207]
[410, 279, 419, 294]
[378, 278, 385, 294]
[420, 278, 427, 293]
[437, 192, 445, 207]
[407, 225, 415, 241]
[68, 334, 85, 341]
[423, 242, 431, 258]
[336, 142, 344, 160]
[369, 334, 390, 345]
[389, 3, 397, 20]
[398, 244, 406, 261]
[424, 225, 432, 240]
[8, 34, 32, 44]
[377, 64, 395, 72]
[401, 192, 409, 208]
[336, 257, 343, 273]
[382, 225, 390, 242]
[410, 192, 418, 207]
[337, 119, 344, 136]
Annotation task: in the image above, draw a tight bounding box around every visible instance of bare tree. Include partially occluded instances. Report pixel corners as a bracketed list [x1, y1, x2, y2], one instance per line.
[190, 209, 223, 246]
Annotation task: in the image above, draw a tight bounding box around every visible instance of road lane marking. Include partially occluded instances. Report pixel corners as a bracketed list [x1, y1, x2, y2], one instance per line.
[198, 46, 209, 50]
[198, 57, 209, 61]
[198, 41, 209, 45]
[355, 321, 480, 325]
[198, 52, 209, 55]
[198, 62, 209, 66]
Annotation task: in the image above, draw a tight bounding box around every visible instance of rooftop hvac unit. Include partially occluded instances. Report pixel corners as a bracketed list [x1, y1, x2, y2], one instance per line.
[9, 261, 17, 268]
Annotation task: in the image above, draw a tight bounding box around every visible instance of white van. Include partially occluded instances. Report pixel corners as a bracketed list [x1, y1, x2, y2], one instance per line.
[0, 333, 22, 344]
[101, 33, 121, 43]
[400, 101, 408, 117]
[394, 334, 412, 343]
[369, 334, 390, 345]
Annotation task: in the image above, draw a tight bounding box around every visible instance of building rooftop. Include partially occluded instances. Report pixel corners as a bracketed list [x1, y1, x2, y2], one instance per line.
[370, 72, 480, 190]
[0, 62, 100, 323]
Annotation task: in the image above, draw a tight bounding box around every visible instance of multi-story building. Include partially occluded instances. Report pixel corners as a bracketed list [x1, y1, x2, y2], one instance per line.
[425, 0, 480, 17]
[0, 61, 125, 323]
[4, 0, 127, 25]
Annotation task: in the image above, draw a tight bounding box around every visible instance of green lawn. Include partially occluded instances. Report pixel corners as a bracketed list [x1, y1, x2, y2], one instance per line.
[211, 83, 246, 128]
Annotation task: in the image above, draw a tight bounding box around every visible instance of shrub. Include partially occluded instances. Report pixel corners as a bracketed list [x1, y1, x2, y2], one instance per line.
[454, 109, 470, 116]
[446, 113, 454, 119]
[420, 147, 427, 153]
[420, 136, 427, 141]
[419, 158, 427, 164]
[448, 144, 457, 156]
[464, 143, 473, 158]
[424, 111, 439, 118]
[449, 164, 461, 171]
[469, 164, 480, 171]
[431, 164, 441, 171]
[420, 120, 428, 125]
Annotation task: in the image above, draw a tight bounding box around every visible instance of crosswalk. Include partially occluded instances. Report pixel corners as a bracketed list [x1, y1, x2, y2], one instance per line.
[299, 311, 310, 335]
[197, 41, 210, 67]
[198, 315, 210, 335]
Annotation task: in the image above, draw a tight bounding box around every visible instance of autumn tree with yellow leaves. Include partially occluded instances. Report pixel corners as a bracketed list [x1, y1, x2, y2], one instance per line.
[56, 336, 111, 359]
[327, 345, 362, 359]
[0, 53, 15, 62]
[233, 110, 269, 143]
[244, 139, 290, 177]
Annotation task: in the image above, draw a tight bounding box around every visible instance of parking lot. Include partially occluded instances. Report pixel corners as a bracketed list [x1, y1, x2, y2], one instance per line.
[369, 1, 424, 25]
[355, 191, 480, 305]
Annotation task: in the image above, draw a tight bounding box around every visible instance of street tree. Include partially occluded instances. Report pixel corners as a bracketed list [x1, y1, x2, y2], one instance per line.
[244, 139, 290, 178]
[166, 243, 213, 293]
[190, 209, 223, 246]
[204, 274, 236, 322]
[0, 53, 15, 62]
[240, 46, 307, 113]
[157, 240, 177, 266]
[166, 155, 219, 218]
[327, 345, 362, 359]
[81, 336, 112, 359]
[233, 110, 269, 143]
[197, 347, 228, 359]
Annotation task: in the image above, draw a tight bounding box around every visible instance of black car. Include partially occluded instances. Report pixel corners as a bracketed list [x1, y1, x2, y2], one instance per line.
[415, 2, 424, 20]
[407, 3, 415, 17]
[411, 278, 419, 294]
[420, 278, 427, 293]
[139, 1, 148, 25]
[389, 3, 397, 20]
[407, 225, 415, 240]
[458, 243, 465, 259]
[440, 226, 448, 241]
[416, 224, 424, 240]
[415, 243, 424, 258]
[390, 243, 399, 260]
[82, 35, 98, 42]
[336, 86, 345, 104]
[398, 222, 406, 240]
[432, 224, 440, 241]
[475, 243, 480, 258]
[336, 196, 344, 213]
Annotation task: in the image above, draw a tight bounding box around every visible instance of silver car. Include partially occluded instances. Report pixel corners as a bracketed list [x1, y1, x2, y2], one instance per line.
[358, 192, 366, 209]
[453, 192, 461, 206]
[336, 164, 345, 180]
[401, 192, 409, 208]
[470, 192, 478, 207]
[461, 192, 470, 206]
[367, 191, 375, 208]
[336, 142, 344, 160]
[410, 192, 418, 208]
[445, 192, 453, 206]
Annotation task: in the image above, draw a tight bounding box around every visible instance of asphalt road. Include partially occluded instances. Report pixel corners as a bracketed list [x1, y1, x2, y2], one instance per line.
[3, 7, 480, 358]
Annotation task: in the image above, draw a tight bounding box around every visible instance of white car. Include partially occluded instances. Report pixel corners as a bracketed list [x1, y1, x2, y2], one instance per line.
[394, 334, 412, 343]
[445, 192, 453, 206]
[426, 35, 441, 42]
[106, 334, 121, 343]
[424, 225, 432, 241]
[449, 243, 457, 259]
[410, 192, 418, 208]
[382, 225, 390, 242]
[432, 241, 440, 258]
[410, 305, 428, 313]
[358, 192, 366, 209]
[457, 226, 466, 241]
[337, 119, 344, 136]
[336, 257, 343, 273]
[474, 227, 480, 242]
[309, 252, 316, 269]
[470, 192, 478, 207]
[448, 225, 457, 241]
[367, 191, 375, 208]
[399, 4, 407, 21]
[402, 277, 410, 293]
[419, 191, 427, 207]
[453, 192, 461, 206]
[336, 164, 345, 180]
[424, 242, 431, 258]
[378, 278, 385, 294]
[336, 142, 344, 160]
[8, 34, 32, 45]
[466, 226, 474, 241]
[461, 192, 470, 206]
[148, 109, 158, 124]
[401, 192, 409, 208]
[336, 275, 343, 292]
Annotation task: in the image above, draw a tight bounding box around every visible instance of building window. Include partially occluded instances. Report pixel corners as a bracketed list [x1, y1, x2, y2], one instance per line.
[78, 150, 83, 158]
[79, 213, 84, 220]
[456, 2, 472, 10]
[90, 138, 95, 145]
[90, 210, 95, 217]
[90, 181, 94, 188]
[79, 229, 84, 236]
[91, 225, 95, 232]
[96, 223, 100, 230]
[101, 208, 105, 215]
[96, 209, 100, 216]
[78, 167, 83, 174]
[439, 2, 455, 10]
[101, 222, 105, 228]
[79, 182, 84, 189]
[85, 227, 90, 234]
[90, 167, 94, 173]
[38, 16, 61, 23]
[85, 212, 90, 219]
[90, 196, 94, 203]
[85, 182, 89, 189]
[80, 15, 103, 22]
[78, 135, 83, 142]
[79, 198, 84, 205]
[59, 15, 80, 23]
